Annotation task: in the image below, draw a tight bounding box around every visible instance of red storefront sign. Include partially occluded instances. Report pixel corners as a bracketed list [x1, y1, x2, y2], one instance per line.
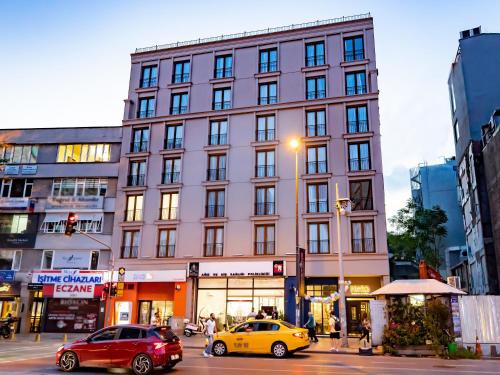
[43, 284, 104, 298]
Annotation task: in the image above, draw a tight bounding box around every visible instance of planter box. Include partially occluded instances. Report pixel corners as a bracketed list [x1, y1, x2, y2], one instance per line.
[395, 345, 442, 356]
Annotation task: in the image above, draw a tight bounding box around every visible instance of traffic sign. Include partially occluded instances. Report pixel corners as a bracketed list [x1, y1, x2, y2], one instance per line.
[118, 267, 126, 282]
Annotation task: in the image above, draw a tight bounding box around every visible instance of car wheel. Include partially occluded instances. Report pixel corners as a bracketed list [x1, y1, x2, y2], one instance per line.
[59, 351, 79, 372]
[271, 342, 288, 358]
[132, 353, 153, 375]
[213, 341, 227, 356]
[184, 330, 192, 337]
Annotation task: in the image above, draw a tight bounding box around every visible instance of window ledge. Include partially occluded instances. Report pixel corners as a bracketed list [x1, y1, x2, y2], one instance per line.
[250, 176, 279, 184]
[135, 86, 159, 93]
[343, 131, 374, 139]
[340, 59, 370, 67]
[119, 221, 144, 227]
[301, 64, 330, 73]
[254, 71, 281, 79]
[157, 183, 183, 190]
[251, 140, 279, 147]
[159, 148, 185, 156]
[124, 151, 150, 158]
[202, 180, 229, 187]
[167, 82, 192, 89]
[201, 217, 228, 224]
[154, 219, 180, 225]
[121, 185, 147, 192]
[302, 212, 334, 219]
[346, 170, 375, 177]
[203, 144, 230, 152]
[250, 214, 279, 221]
[209, 77, 235, 84]
[302, 135, 331, 143]
[301, 172, 332, 180]
[348, 210, 377, 217]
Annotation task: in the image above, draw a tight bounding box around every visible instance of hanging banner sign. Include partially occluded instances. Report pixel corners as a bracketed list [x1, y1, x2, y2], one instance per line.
[32, 269, 104, 285]
[43, 284, 104, 299]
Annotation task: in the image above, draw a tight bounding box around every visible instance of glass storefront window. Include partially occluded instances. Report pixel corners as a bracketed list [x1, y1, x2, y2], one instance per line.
[151, 301, 173, 325]
[253, 278, 284, 288]
[197, 289, 227, 323]
[227, 289, 253, 298]
[198, 278, 227, 288]
[228, 278, 253, 288]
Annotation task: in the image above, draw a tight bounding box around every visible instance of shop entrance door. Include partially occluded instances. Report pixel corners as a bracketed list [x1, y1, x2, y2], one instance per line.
[138, 301, 152, 324]
[226, 300, 252, 326]
[138, 300, 173, 325]
[346, 299, 371, 336]
[310, 302, 334, 335]
[29, 292, 44, 333]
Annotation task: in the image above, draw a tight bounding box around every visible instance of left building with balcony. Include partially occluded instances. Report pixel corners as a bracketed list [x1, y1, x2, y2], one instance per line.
[0, 126, 121, 333]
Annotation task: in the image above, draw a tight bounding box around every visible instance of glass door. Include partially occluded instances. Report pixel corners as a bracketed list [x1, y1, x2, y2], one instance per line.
[138, 301, 152, 324]
[29, 292, 44, 333]
[226, 300, 253, 327]
[346, 298, 371, 336]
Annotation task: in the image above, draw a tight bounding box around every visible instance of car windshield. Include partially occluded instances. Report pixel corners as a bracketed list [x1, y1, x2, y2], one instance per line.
[280, 321, 296, 329]
[151, 326, 178, 342]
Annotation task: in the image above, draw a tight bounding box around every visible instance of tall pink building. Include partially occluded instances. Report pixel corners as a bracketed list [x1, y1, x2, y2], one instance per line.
[112, 13, 389, 334]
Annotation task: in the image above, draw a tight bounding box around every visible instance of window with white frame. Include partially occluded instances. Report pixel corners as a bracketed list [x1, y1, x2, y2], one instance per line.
[0, 250, 22, 271]
[41, 214, 103, 234]
[52, 178, 108, 197]
[40, 250, 99, 270]
[1, 178, 33, 198]
[0, 145, 38, 164]
[0, 214, 28, 234]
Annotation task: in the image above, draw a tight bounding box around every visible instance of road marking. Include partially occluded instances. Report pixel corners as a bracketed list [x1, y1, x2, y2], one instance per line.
[0, 354, 53, 364]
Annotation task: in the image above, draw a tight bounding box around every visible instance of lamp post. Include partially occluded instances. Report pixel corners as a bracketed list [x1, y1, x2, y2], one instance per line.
[335, 182, 351, 347]
[289, 138, 301, 326]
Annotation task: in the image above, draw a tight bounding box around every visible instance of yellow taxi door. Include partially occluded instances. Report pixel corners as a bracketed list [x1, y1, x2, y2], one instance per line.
[228, 322, 255, 353]
[253, 322, 281, 353]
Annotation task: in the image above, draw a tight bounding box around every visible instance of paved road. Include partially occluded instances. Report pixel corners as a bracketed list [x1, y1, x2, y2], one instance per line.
[0, 347, 499, 375]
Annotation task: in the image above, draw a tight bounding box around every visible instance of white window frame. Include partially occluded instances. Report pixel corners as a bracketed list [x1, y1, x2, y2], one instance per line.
[51, 178, 108, 197]
[41, 250, 54, 269]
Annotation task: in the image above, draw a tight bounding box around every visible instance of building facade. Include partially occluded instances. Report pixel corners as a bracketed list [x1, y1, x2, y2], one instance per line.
[0, 127, 121, 333]
[410, 158, 467, 279]
[112, 14, 389, 335]
[448, 28, 500, 294]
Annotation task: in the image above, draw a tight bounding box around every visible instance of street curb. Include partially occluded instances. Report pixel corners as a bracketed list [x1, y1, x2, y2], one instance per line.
[182, 345, 382, 355]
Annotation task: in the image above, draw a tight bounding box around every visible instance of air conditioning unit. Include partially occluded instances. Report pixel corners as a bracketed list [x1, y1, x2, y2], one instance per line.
[447, 276, 461, 289]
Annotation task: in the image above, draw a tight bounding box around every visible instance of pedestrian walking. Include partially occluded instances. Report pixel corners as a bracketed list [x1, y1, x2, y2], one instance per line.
[304, 312, 318, 343]
[203, 313, 217, 357]
[329, 312, 341, 352]
[359, 313, 371, 343]
[255, 310, 265, 319]
[271, 307, 279, 320]
[247, 308, 257, 319]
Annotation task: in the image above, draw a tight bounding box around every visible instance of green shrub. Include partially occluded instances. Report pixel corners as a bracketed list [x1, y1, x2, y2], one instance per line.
[448, 347, 480, 360]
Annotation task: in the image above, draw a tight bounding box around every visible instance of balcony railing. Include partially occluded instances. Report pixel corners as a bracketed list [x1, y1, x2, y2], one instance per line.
[162, 171, 180, 184]
[256, 129, 275, 142]
[348, 120, 368, 133]
[255, 202, 275, 216]
[306, 55, 325, 66]
[306, 124, 326, 137]
[209, 133, 228, 146]
[170, 106, 188, 115]
[172, 73, 190, 83]
[351, 196, 373, 211]
[308, 240, 329, 254]
[308, 201, 329, 213]
[349, 157, 370, 171]
[137, 110, 154, 119]
[207, 168, 226, 181]
[204, 243, 224, 257]
[306, 161, 327, 174]
[346, 85, 367, 96]
[214, 67, 232, 78]
[344, 49, 364, 62]
[157, 243, 175, 258]
[164, 138, 183, 149]
[141, 77, 157, 88]
[259, 96, 278, 105]
[121, 246, 139, 258]
[306, 90, 326, 100]
[255, 165, 275, 178]
[159, 207, 178, 220]
[259, 61, 278, 73]
[124, 210, 142, 222]
[255, 241, 275, 255]
[206, 204, 225, 218]
[127, 174, 145, 186]
[130, 141, 148, 153]
[213, 101, 232, 110]
[352, 238, 375, 253]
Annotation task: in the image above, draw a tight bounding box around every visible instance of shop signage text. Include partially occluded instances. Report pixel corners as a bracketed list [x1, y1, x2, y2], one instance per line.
[0, 198, 29, 209]
[112, 269, 186, 282]
[54, 284, 95, 298]
[21, 165, 37, 175]
[28, 283, 44, 291]
[349, 285, 371, 295]
[46, 196, 104, 210]
[198, 261, 285, 278]
[0, 270, 15, 283]
[52, 251, 91, 270]
[4, 165, 19, 175]
[32, 270, 104, 284]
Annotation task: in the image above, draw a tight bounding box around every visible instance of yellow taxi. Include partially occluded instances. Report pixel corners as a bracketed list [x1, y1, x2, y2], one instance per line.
[212, 319, 309, 358]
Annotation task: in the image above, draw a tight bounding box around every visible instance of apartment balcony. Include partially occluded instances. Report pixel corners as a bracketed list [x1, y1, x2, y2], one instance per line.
[121, 246, 138, 258]
[306, 55, 325, 66]
[159, 207, 178, 221]
[213, 101, 232, 110]
[349, 158, 371, 171]
[208, 134, 228, 146]
[346, 85, 367, 96]
[259, 61, 278, 73]
[259, 96, 278, 105]
[348, 120, 368, 133]
[157, 243, 175, 258]
[214, 68, 232, 79]
[170, 106, 188, 115]
[306, 124, 326, 137]
[207, 168, 226, 181]
[162, 172, 181, 185]
[254, 241, 275, 255]
[205, 205, 225, 218]
[255, 165, 275, 178]
[172, 73, 190, 84]
[307, 201, 329, 213]
[164, 138, 183, 150]
[256, 129, 275, 142]
[344, 49, 364, 62]
[308, 240, 329, 254]
[140, 77, 157, 88]
[127, 174, 145, 187]
[204, 243, 224, 257]
[352, 238, 375, 253]
[137, 110, 154, 119]
[130, 141, 148, 153]
[306, 90, 326, 100]
[124, 209, 142, 222]
[351, 196, 373, 211]
[306, 161, 327, 174]
[255, 202, 275, 216]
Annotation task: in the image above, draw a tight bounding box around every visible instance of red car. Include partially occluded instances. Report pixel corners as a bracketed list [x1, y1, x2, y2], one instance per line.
[56, 324, 182, 375]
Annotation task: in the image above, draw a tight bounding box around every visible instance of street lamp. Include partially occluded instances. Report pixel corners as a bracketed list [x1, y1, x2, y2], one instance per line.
[335, 182, 351, 347]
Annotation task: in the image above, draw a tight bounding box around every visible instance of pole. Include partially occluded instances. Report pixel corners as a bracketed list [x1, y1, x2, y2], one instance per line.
[335, 183, 348, 347]
[294, 150, 301, 327]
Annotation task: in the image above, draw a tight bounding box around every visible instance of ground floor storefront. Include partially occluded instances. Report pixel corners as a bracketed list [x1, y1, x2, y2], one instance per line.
[0, 275, 22, 333]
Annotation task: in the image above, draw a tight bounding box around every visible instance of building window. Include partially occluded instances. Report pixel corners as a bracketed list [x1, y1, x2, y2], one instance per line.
[52, 178, 108, 197]
[306, 110, 326, 137]
[255, 224, 275, 255]
[140, 65, 158, 88]
[0, 145, 38, 164]
[449, 80, 456, 113]
[138, 97, 155, 118]
[122, 230, 140, 258]
[213, 88, 232, 110]
[347, 106, 368, 133]
[308, 222, 329, 254]
[128, 160, 146, 186]
[454, 121, 460, 143]
[255, 186, 275, 215]
[0, 214, 28, 234]
[41, 250, 53, 269]
[307, 183, 328, 213]
[256, 150, 275, 177]
[172, 61, 190, 83]
[258, 82, 277, 105]
[41, 214, 102, 234]
[206, 189, 225, 218]
[125, 195, 143, 221]
[256, 115, 275, 142]
[343, 36, 364, 61]
[204, 227, 224, 257]
[57, 144, 111, 163]
[160, 192, 178, 220]
[345, 72, 367, 95]
[305, 42, 325, 66]
[163, 158, 181, 184]
[259, 49, 278, 73]
[131, 127, 149, 153]
[349, 180, 373, 211]
[306, 145, 327, 174]
[0, 250, 22, 271]
[351, 221, 375, 253]
[209, 120, 228, 145]
[164, 124, 183, 149]
[171, 93, 188, 115]
[207, 154, 226, 181]
[348, 142, 370, 171]
[1, 178, 33, 198]
[306, 77, 326, 99]
[158, 229, 176, 258]
[214, 55, 233, 78]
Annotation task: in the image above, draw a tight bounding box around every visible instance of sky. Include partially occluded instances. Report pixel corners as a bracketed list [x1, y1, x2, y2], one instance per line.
[1, 0, 498, 225]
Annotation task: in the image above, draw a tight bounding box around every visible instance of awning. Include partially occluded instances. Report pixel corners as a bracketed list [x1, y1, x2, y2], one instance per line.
[42, 213, 67, 223]
[370, 279, 467, 296]
[74, 213, 103, 221]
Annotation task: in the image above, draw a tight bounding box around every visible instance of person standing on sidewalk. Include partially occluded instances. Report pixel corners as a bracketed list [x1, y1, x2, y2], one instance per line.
[304, 312, 318, 343]
[329, 312, 341, 352]
[203, 313, 217, 357]
[359, 313, 371, 344]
